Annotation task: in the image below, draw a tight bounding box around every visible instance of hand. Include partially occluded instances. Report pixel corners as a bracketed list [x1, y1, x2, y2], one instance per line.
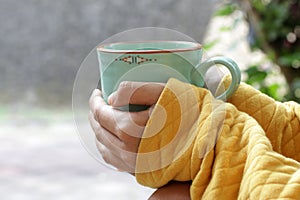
[89, 81, 165, 173]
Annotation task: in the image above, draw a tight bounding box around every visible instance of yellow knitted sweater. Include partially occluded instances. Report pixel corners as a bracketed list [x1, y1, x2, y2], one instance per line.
[135, 77, 300, 199]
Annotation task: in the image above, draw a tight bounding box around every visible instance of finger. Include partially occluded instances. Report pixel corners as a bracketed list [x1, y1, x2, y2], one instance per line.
[89, 88, 149, 139]
[95, 105, 149, 139]
[108, 81, 165, 107]
[89, 111, 140, 153]
[90, 112, 137, 172]
[96, 140, 136, 173]
[89, 89, 101, 109]
[89, 111, 122, 147]
[89, 89, 107, 121]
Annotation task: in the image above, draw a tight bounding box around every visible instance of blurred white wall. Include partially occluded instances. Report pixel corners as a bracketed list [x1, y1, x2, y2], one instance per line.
[0, 0, 217, 109]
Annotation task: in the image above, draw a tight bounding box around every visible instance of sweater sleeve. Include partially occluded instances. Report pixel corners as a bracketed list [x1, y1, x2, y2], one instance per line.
[220, 75, 300, 162]
[135, 78, 300, 199]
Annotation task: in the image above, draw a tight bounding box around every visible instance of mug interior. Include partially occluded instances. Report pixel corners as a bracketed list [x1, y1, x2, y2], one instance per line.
[98, 41, 202, 53]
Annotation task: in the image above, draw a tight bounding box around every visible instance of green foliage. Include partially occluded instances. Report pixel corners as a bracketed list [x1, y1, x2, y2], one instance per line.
[214, 0, 300, 103]
[278, 52, 300, 67]
[245, 66, 282, 100]
[255, 1, 290, 36]
[245, 66, 267, 84]
[291, 78, 300, 99]
[250, 1, 300, 58]
[202, 39, 220, 50]
[214, 3, 238, 16]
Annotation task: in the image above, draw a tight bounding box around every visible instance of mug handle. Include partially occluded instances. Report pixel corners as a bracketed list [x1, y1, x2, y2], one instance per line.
[191, 56, 241, 100]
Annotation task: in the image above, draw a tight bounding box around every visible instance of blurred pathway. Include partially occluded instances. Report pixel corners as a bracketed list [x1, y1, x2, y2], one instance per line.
[0, 120, 154, 200]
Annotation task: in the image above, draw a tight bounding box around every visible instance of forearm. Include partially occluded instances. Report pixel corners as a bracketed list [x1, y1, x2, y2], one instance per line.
[148, 181, 191, 200]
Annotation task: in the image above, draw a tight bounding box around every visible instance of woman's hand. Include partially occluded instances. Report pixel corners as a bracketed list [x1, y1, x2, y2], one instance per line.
[89, 81, 164, 173]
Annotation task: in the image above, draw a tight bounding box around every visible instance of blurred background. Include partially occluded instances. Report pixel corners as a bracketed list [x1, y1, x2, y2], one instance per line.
[1, 0, 299, 199]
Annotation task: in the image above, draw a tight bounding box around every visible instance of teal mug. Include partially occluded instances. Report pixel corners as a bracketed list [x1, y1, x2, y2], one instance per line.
[97, 41, 241, 111]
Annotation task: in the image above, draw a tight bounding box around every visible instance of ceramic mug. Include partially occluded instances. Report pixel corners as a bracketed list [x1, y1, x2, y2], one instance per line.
[97, 41, 241, 110]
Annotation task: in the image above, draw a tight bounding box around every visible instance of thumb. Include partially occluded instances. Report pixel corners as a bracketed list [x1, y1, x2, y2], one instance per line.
[108, 81, 165, 107]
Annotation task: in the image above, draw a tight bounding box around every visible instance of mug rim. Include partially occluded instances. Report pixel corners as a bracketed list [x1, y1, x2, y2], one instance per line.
[97, 40, 202, 54]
